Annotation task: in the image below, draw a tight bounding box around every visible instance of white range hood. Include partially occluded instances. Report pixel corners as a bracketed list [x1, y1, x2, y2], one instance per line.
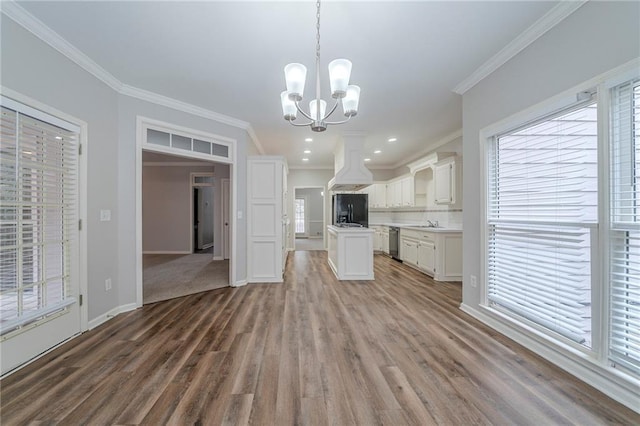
[328, 133, 373, 192]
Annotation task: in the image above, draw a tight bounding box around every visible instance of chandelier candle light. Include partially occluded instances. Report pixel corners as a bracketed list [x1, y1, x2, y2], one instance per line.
[280, 0, 360, 132]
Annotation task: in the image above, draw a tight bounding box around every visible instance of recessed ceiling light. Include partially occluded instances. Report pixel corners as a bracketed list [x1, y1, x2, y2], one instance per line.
[388, 137, 397, 142]
[304, 150, 311, 154]
[302, 158, 309, 161]
[364, 158, 371, 162]
[374, 150, 381, 154]
[305, 138, 313, 142]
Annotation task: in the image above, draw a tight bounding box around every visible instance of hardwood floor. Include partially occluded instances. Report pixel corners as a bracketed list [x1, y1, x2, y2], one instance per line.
[1, 251, 638, 425]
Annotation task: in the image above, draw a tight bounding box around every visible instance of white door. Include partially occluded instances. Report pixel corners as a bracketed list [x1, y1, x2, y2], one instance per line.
[0, 99, 83, 375]
[222, 179, 230, 260]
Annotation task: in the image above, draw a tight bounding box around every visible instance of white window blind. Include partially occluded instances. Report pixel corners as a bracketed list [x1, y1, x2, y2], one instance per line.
[609, 79, 640, 375]
[0, 104, 78, 335]
[487, 102, 598, 347]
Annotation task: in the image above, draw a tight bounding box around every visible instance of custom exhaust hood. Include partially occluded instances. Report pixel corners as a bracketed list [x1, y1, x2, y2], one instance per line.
[328, 133, 373, 192]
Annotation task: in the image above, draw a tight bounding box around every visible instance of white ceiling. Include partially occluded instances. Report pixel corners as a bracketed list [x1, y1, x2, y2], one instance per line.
[16, 1, 558, 169]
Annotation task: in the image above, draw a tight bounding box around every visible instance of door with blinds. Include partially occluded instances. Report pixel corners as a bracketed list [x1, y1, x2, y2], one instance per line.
[0, 97, 82, 375]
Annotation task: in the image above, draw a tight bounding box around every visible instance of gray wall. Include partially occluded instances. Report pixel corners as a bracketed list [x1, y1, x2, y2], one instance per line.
[1, 15, 251, 321]
[1, 16, 120, 320]
[461, 1, 640, 308]
[142, 165, 214, 253]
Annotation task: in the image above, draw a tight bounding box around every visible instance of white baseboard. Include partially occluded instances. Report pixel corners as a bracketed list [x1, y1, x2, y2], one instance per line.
[232, 279, 247, 287]
[459, 303, 640, 414]
[88, 303, 138, 330]
[213, 256, 224, 261]
[142, 251, 191, 255]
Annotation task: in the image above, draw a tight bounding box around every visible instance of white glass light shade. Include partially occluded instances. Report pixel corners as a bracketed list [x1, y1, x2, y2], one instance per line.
[342, 85, 360, 117]
[281, 91, 297, 121]
[309, 99, 327, 121]
[328, 59, 352, 98]
[284, 63, 307, 101]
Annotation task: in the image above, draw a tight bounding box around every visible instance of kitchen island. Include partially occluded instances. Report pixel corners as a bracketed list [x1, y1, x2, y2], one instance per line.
[327, 225, 375, 280]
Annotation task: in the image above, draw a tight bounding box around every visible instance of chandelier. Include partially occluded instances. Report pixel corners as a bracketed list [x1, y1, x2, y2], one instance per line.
[280, 0, 360, 132]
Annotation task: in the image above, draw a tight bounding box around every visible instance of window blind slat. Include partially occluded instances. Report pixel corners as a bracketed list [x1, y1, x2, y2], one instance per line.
[608, 80, 640, 376]
[487, 102, 596, 348]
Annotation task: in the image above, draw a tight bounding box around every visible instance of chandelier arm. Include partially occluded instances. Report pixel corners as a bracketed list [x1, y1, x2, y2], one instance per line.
[324, 115, 353, 126]
[287, 119, 314, 127]
[294, 101, 314, 121]
[322, 98, 340, 121]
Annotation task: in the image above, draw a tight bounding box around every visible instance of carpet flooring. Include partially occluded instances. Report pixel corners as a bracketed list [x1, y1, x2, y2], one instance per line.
[143, 253, 229, 304]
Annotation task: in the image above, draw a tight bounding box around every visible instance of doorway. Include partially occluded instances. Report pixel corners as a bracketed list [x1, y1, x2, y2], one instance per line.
[192, 173, 214, 253]
[294, 187, 326, 251]
[141, 151, 230, 304]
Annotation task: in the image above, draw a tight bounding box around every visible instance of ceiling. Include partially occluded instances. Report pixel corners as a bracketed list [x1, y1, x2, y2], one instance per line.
[16, 1, 558, 169]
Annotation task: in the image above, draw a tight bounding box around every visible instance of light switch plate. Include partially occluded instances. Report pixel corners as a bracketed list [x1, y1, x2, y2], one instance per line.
[100, 209, 111, 221]
[237, 211, 243, 219]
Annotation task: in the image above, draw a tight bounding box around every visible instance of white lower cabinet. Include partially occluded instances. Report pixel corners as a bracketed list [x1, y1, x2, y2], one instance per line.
[401, 238, 418, 265]
[417, 240, 435, 274]
[399, 228, 461, 281]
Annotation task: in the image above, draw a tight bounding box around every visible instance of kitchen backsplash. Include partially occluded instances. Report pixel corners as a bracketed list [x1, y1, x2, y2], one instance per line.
[370, 209, 462, 228]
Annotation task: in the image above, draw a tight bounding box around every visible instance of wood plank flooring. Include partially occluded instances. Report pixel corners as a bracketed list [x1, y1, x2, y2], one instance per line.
[1, 251, 638, 425]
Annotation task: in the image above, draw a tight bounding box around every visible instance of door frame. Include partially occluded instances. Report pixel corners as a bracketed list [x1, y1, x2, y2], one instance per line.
[222, 178, 230, 260]
[190, 172, 215, 253]
[136, 116, 238, 309]
[293, 186, 326, 248]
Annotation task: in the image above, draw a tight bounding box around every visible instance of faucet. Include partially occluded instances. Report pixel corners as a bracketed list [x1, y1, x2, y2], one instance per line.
[426, 220, 439, 228]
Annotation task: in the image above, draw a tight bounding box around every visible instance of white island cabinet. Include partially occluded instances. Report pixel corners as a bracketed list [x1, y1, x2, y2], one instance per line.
[327, 226, 375, 280]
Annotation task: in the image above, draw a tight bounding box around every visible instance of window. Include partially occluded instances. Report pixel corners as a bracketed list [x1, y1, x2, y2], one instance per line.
[0, 104, 79, 335]
[609, 79, 640, 374]
[295, 198, 305, 234]
[146, 127, 231, 160]
[487, 101, 598, 347]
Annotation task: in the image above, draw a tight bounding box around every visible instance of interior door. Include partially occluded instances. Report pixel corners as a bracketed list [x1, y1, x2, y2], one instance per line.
[0, 99, 83, 375]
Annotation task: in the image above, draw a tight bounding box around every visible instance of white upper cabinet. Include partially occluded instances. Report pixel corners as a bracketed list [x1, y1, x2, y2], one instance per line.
[434, 158, 457, 205]
[401, 177, 414, 207]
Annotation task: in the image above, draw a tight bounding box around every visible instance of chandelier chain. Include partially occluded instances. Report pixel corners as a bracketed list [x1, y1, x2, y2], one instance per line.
[316, 0, 321, 62]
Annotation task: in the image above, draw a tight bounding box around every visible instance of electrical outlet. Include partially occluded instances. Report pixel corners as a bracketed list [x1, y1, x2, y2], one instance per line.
[470, 275, 477, 288]
[105, 278, 112, 291]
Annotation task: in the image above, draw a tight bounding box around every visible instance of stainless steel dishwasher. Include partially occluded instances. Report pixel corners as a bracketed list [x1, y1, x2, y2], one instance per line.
[389, 226, 400, 260]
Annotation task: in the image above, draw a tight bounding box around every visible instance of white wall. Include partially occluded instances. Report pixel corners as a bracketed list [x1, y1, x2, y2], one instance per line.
[1, 14, 251, 322]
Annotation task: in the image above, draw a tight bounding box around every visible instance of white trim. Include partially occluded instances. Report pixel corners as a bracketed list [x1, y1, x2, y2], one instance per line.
[288, 166, 334, 171]
[213, 256, 224, 261]
[0, 1, 123, 92]
[88, 303, 138, 330]
[453, 1, 587, 94]
[136, 117, 236, 307]
[0, 1, 264, 153]
[0, 87, 89, 334]
[233, 279, 247, 287]
[143, 162, 214, 167]
[392, 129, 462, 170]
[460, 303, 640, 413]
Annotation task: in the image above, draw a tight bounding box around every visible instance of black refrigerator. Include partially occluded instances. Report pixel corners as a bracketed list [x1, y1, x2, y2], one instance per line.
[332, 194, 368, 227]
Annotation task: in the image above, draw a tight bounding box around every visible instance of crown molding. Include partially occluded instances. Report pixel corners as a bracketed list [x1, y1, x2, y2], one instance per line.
[453, 1, 588, 95]
[392, 129, 462, 170]
[288, 166, 334, 171]
[1, 0, 265, 153]
[143, 162, 215, 167]
[1, 1, 123, 92]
